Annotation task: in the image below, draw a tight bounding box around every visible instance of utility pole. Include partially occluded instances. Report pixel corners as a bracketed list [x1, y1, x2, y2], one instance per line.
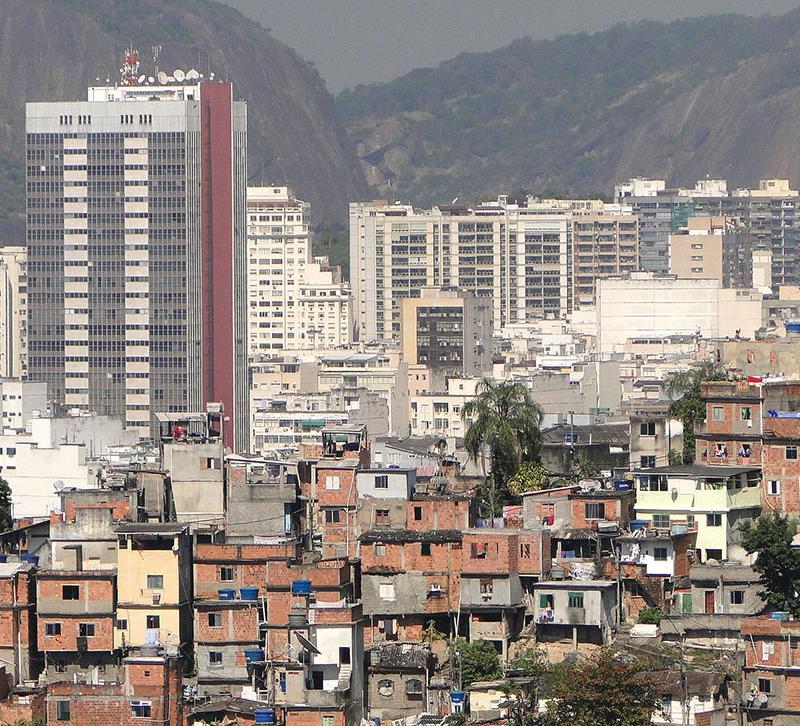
[678, 633, 688, 726]
[614, 537, 623, 627]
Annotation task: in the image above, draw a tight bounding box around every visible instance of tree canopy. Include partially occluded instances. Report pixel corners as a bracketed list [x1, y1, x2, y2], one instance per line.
[742, 512, 800, 616]
[462, 379, 544, 514]
[450, 637, 501, 687]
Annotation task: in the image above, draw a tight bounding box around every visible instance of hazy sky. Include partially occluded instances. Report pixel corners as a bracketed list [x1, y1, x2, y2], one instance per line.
[222, 0, 800, 93]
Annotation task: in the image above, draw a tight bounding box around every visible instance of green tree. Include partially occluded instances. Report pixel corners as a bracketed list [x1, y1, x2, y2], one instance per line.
[742, 512, 800, 616]
[544, 649, 660, 726]
[462, 379, 544, 514]
[507, 462, 549, 496]
[664, 362, 728, 464]
[508, 646, 548, 677]
[0, 478, 12, 532]
[451, 637, 502, 687]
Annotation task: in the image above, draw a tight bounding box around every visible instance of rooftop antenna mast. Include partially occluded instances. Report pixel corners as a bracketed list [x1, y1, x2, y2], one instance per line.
[152, 45, 162, 76]
[120, 47, 140, 86]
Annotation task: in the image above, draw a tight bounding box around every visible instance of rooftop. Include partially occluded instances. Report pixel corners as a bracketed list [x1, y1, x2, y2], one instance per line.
[367, 641, 430, 670]
[542, 423, 629, 448]
[532, 579, 616, 589]
[634, 464, 760, 478]
[360, 529, 462, 544]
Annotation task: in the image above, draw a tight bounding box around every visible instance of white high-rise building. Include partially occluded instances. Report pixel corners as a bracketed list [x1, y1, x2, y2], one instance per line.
[0, 246, 27, 379]
[247, 186, 351, 355]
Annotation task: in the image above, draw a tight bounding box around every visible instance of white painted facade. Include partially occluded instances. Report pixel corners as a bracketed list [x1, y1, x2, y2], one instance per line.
[0, 247, 27, 379]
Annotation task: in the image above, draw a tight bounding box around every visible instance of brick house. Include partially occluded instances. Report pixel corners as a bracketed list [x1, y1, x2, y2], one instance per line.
[45, 649, 183, 726]
[0, 562, 36, 684]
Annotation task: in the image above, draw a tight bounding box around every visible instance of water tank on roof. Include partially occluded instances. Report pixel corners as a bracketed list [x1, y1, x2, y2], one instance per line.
[291, 579, 311, 595]
[255, 708, 275, 724]
[240, 587, 259, 601]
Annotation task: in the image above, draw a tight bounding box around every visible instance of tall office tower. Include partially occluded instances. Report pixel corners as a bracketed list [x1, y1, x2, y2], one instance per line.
[350, 196, 582, 341]
[247, 186, 351, 355]
[0, 246, 28, 378]
[26, 54, 249, 450]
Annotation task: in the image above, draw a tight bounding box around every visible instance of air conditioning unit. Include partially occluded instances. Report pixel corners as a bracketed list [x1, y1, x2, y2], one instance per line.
[152, 593, 161, 605]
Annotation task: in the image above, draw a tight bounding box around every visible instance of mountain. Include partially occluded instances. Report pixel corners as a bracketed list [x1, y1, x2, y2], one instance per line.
[0, 0, 369, 240]
[337, 10, 800, 205]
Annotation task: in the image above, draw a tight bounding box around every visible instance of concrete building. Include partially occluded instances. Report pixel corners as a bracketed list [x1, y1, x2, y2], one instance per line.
[633, 465, 761, 563]
[350, 197, 578, 340]
[247, 186, 351, 356]
[596, 273, 763, 356]
[531, 580, 617, 645]
[668, 216, 752, 288]
[26, 69, 249, 449]
[571, 210, 638, 308]
[0, 379, 47, 433]
[400, 287, 491, 377]
[0, 247, 27, 379]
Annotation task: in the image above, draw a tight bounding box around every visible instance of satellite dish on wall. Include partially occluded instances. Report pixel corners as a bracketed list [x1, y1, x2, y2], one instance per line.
[53, 480, 65, 491]
[186, 69, 200, 80]
[137, 75, 146, 84]
[157, 70, 168, 84]
[174, 69, 185, 82]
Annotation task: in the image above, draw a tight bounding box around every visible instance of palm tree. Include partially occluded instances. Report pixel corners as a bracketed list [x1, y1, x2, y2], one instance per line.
[462, 379, 544, 515]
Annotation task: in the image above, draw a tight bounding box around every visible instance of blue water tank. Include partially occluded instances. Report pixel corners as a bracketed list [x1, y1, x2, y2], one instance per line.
[614, 480, 630, 491]
[240, 587, 259, 601]
[218, 588, 236, 600]
[291, 579, 312, 595]
[254, 708, 275, 724]
[771, 611, 790, 621]
[630, 519, 648, 531]
[451, 691, 466, 704]
[786, 321, 800, 334]
[244, 647, 264, 663]
[20, 554, 39, 566]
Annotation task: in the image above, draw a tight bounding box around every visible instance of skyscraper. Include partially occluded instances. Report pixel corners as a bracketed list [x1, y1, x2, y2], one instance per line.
[26, 56, 248, 450]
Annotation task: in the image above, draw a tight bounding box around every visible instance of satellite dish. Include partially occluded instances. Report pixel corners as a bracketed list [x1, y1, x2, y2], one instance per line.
[186, 68, 200, 80]
[166, 76, 175, 83]
[53, 480, 65, 491]
[148, 76, 155, 83]
[174, 69, 185, 82]
[209, 72, 215, 80]
[157, 70, 168, 84]
[137, 75, 146, 84]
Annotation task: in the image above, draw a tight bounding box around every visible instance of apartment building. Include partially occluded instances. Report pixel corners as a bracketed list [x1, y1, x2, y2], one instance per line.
[26, 71, 249, 448]
[571, 209, 638, 308]
[0, 379, 46, 434]
[0, 247, 27, 379]
[400, 286, 492, 377]
[247, 186, 351, 356]
[350, 197, 575, 340]
[668, 216, 752, 287]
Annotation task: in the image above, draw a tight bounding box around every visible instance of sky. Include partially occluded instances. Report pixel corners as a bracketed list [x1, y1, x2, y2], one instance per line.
[222, 0, 800, 93]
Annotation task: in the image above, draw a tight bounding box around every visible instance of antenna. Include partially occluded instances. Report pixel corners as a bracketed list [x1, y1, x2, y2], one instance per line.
[120, 47, 140, 86]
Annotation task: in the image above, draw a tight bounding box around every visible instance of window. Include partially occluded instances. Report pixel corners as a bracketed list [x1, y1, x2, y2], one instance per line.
[413, 506, 423, 521]
[407, 678, 424, 697]
[374, 475, 389, 489]
[208, 613, 222, 627]
[325, 509, 341, 524]
[62, 585, 79, 600]
[730, 590, 745, 605]
[375, 544, 386, 557]
[568, 592, 584, 609]
[209, 651, 223, 667]
[539, 593, 554, 609]
[652, 514, 670, 529]
[740, 406, 752, 421]
[56, 700, 71, 721]
[339, 646, 351, 665]
[219, 566, 234, 582]
[758, 678, 772, 694]
[146, 575, 163, 590]
[421, 542, 431, 556]
[705, 549, 723, 561]
[375, 509, 390, 525]
[520, 543, 531, 558]
[769, 480, 781, 496]
[480, 579, 494, 594]
[787, 445, 798, 460]
[146, 615, 160, 630]
[46, 622, 61, 636]
[584, 502, 605, 520]
[326, 474, 341, 490]
[654, 547, 668, 561]
[640, 455, 656, 469]
[378, 679, 394, 697]
[131, 701, 152, 718]
[639, 421, 656, 436]
[116, 619, 127, 630]
[471, 542, 488, 558]
[706, 513, 722, 527]
[712, 406, 724, 421]
[379, 582, 395, 601]
[79, 623, 95, 637]
[322, 717, 335, 726]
